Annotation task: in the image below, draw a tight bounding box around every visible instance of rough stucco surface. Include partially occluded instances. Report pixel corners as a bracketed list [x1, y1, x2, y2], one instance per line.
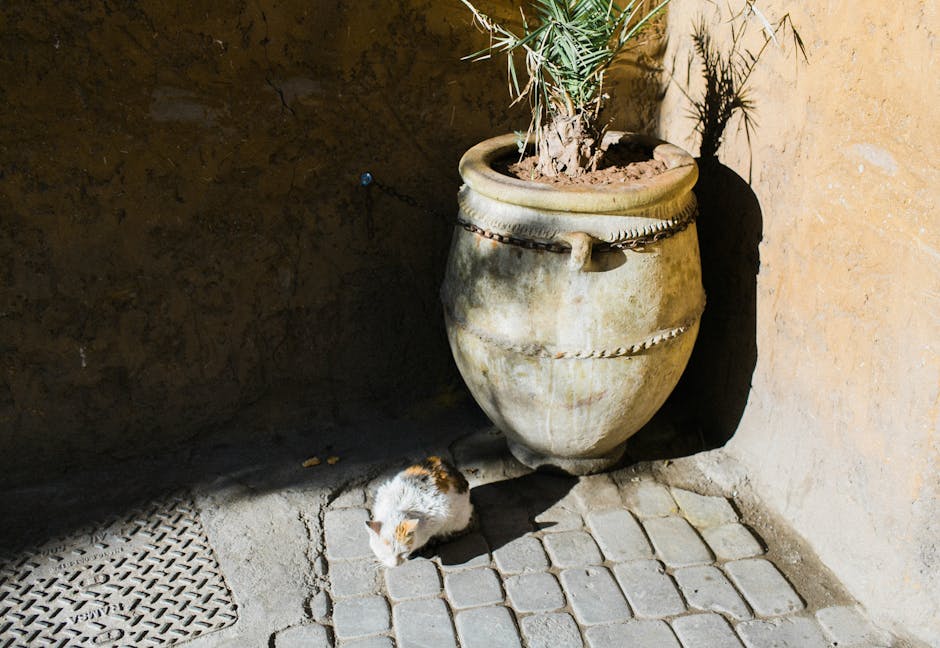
[0, 2, 660, 484]
[0, 1, 485, 482]
[659, 1, 939, 644]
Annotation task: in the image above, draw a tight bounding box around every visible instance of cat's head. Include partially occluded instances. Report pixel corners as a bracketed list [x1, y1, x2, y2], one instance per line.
[365, 518, 418, 567]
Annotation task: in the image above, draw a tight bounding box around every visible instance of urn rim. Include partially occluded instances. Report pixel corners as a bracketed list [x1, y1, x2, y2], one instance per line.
[458, 131, 698, 214]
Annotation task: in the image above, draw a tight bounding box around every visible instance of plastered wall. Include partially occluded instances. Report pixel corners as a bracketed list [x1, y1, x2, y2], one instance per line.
[0, 1, 491, 481]
[0, 1, 660, 484]
[658, 1, 939, 643]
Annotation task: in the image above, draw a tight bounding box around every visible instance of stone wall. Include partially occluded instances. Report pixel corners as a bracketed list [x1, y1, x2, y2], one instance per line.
[0, 1, 661, 484]
[658, 1, 938, 643]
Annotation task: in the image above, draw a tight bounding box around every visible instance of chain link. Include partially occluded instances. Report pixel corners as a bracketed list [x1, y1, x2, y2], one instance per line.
[360, 172, 696, 252]
[457, 221, 570, 253]
[372, 178, 426, 210]
[360, 171, 450, 220]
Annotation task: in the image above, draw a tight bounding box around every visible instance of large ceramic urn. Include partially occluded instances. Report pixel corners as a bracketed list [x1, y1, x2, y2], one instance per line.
[441, 132, 705, 475]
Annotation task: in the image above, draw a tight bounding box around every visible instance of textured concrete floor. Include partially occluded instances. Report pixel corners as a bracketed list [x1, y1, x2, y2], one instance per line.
[0, 412, 916, 648]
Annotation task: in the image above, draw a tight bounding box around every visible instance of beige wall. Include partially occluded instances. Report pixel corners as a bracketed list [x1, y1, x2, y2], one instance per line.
[659, 1, 939, 643]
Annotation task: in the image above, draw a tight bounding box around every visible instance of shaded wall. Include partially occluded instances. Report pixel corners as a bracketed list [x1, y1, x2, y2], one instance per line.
[0, 1, 662, 484]
[659, 1, 939, 643]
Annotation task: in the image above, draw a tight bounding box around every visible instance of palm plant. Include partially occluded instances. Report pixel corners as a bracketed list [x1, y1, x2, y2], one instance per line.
[460, 0, 671, 177]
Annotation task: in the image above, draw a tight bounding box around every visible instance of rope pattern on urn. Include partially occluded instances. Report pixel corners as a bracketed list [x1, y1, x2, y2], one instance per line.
[443, 307, 703, 359]
[455, 197, 698, 252]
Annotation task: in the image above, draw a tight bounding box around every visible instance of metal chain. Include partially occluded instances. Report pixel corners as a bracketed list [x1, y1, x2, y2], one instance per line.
[457, 221, 570, 253]
[360, 171, 696, 252]
[360, 171, 450, 219]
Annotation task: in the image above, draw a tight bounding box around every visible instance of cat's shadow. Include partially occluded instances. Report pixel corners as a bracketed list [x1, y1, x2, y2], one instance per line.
[416, 472, 578, 567]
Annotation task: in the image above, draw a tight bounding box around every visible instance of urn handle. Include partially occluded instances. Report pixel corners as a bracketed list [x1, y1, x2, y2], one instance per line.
[561, 232, 598, 272]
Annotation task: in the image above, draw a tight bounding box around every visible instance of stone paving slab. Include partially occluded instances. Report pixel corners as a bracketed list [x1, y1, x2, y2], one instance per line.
[436, 532, 491, 571]
[585, 508, 652, 561]
[816, 605, 894, 647]
[560, 566, 632, 625]
[451, 428, 531, 488]
[392, 597, 456, 648]
[340, 637, 396, 648]
[570, 474, 624, 512]
[444, 567, 504, 609]
[482, 506, 535, 541]
[520, 612, 584, 648]
[455, 606, 522, 648]
[542, 530, 603, 567]
[492, 535, 549, 574]
[643, 515, 714, 567]
[533, 505, 584, 533]
[325, 508, 373, 560]
[671, 487, 739, 528]
[701, 523, 764, 561]
[613, 559, 687, 618]
[585, 619, 681, 648]
[671, 613, 744, 648]
[620, 479, 679, 517]
[273, 623, 333, 648]
[331, 559, 383, 599]
[674, 565, 752, 620]
[332, 596, 391, 641]
[724, 558, 804, 616]
[736, 617, 830, 648]
[505, 571, 566, 613]
[308, 590, 332, 622]
[385, 558, 441, 601]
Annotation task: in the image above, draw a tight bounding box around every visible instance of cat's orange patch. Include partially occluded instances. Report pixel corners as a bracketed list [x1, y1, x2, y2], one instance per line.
[394, 519, 418, 543]
[404, 456, 469, 494]
[404, 464, 432, 479]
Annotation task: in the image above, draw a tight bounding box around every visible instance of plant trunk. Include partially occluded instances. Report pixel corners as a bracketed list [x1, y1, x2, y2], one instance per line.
[536, 112, 605, 177]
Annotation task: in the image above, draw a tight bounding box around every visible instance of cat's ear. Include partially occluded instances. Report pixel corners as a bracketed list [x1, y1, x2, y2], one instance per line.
[365, 520, 382, 535]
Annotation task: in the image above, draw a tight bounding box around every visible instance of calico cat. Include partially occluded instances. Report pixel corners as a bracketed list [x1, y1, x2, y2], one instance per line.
[366, 456, 473, 567]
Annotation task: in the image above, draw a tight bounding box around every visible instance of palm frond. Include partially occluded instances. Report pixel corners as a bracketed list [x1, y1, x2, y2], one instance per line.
[460, 0, 672, 166]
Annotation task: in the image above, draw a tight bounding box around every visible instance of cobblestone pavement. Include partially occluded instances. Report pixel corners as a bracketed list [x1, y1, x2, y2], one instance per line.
[0, 424, 910, 648]
[302, 474, 897, 648]
[268, 430, 903, 648]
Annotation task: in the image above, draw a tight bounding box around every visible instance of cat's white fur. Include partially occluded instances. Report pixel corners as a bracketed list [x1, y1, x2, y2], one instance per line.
[367, 467, 473, 567]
